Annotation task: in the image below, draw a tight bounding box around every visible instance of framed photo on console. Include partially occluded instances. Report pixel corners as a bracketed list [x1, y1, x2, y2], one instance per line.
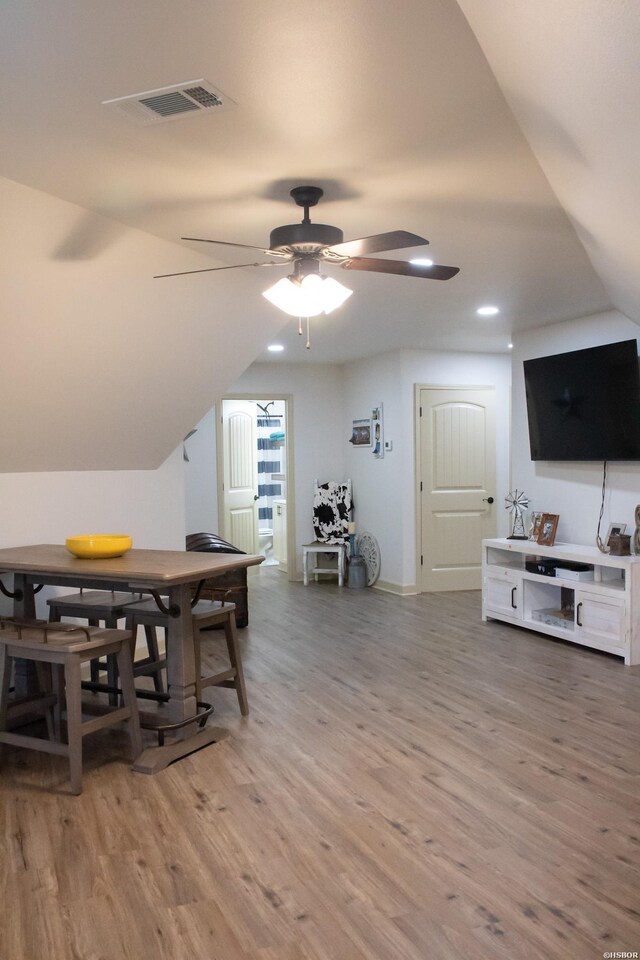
[538, 513, 559, 546]
[529, 511, 543, 541]
[606, 522, 627, 548]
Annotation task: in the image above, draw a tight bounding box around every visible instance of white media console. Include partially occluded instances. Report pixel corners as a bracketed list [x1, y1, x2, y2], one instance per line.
[482, 538, 640, 665]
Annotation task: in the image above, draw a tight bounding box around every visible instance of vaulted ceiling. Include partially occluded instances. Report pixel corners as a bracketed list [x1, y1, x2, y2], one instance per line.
[0, 0, 635, 468]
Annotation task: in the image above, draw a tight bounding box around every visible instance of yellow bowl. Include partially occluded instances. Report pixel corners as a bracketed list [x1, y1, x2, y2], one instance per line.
[65, 534, 133, 559]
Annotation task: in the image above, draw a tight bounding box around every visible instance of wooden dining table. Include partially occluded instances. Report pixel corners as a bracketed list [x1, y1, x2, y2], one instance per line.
[0, 543, 263, 773]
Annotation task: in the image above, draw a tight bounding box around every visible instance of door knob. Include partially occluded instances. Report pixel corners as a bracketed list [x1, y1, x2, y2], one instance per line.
[483, 496, 494, 504]
[254, 494, 259, 501]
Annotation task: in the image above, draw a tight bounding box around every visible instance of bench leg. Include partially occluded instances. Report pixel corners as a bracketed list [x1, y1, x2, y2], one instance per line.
[224, 612, 249, 716]
[116, 645, 143, 761]
[0, 647, 12, 766]
[64, 657, 83, 795]
[34, 662, 56, 740]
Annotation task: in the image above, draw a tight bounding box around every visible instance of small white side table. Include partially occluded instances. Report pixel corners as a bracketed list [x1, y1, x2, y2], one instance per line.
[302, 541, 348, 586]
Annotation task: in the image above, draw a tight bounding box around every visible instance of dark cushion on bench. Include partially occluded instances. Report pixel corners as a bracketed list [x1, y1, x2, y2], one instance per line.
[186, 532, 246, 555]
[185, 533, 249, 627]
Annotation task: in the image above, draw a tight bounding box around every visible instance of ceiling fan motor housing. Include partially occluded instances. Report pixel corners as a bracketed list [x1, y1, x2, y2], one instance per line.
[269, 221, 344, 255]
[157, 182, 460, 282]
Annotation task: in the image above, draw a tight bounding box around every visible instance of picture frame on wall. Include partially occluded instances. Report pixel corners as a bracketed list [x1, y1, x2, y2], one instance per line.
[371, 402, 384, 459]
[350, 418, 372, 447]
[537, 513, 559, 546]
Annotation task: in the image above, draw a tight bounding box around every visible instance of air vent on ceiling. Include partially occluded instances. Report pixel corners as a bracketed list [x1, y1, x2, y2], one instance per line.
[102, 80, 235, 125]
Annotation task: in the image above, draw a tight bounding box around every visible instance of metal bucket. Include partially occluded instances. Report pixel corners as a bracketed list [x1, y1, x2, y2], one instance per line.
[348, 555, 367, 588]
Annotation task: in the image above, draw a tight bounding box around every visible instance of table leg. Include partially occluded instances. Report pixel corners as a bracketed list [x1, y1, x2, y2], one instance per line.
[165, 582, 197, 731]
[132, 581, 227, 774]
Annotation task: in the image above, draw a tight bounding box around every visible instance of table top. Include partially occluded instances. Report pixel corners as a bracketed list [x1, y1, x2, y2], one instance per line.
[0, 543, 263, 586]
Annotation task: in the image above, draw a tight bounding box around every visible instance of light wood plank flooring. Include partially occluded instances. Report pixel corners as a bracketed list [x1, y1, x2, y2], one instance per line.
[2, 570, 640, 959]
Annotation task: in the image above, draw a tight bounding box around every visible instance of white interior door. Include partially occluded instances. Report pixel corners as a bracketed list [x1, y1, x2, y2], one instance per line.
[419, 386, 497, 591]
[222, 399, 259, 555]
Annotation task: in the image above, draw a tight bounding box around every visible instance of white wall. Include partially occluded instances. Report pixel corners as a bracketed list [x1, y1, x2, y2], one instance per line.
[343, 348, 512, 589]
[342, 352, 406, 585]
[0, 446, 186, 618]
[511, 309, 640, 546]
[184, 407, 219, 534]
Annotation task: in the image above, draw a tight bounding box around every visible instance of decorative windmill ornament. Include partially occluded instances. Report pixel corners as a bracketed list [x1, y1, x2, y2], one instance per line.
[505, 489, 530, 540]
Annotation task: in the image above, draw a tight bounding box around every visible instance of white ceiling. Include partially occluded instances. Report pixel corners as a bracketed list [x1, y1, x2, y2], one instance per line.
[2, 0, 632, 368]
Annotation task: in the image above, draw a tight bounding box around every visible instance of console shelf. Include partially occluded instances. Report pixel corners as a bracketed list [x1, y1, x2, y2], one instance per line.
[482, 538, 640, 664]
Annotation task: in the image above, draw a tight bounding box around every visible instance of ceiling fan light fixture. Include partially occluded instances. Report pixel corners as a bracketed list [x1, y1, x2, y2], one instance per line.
[263, 276, 324, 317]
[262, 273, 352, 317]
[299, 273, 323, 295]
[319, 276, 353, 313]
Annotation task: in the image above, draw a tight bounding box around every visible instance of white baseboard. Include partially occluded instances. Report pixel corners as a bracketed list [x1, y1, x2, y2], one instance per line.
[373, 580, 419, 596]
[291, 573, 418, 596]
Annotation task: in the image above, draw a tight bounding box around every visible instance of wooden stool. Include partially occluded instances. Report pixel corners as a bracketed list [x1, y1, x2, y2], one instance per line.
[302, 541, 348, 586]
[48, 590, 166, 703]
[125, 599, 249, 715]
[0, 620, 143, 795]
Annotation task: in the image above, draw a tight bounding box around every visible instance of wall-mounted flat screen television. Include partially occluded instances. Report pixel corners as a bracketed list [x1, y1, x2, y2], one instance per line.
[524, 339, 640, 461]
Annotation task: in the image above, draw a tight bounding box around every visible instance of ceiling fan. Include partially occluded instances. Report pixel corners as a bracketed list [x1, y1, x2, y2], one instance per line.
[155, 186, 459, 343]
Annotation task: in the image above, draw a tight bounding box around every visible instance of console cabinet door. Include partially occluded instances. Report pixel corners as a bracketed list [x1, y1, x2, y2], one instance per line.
[575, 591, 626, 651]
[484, 571, 522, 619]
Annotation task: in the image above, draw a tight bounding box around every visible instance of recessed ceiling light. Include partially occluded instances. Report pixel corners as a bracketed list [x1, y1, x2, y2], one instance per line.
[268, 343, 284, 352]
[477, 305, 500, 316]
[410, 258, 434, 267]
[508, 342, 513, 350]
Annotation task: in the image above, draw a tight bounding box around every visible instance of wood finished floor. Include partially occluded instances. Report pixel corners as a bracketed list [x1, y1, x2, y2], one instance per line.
[2, 570, 640, 960]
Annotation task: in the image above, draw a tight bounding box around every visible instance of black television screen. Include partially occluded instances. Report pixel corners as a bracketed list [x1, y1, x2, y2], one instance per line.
[524, 339, 640, 461]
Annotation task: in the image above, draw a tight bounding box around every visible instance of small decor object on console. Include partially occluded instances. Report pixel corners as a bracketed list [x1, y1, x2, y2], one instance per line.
[606, 522, 627, 550]
[529, 511, 543, 541]
[608, 532, 631, 556]
[537, 513, 559, 546]
[505, 489, 530, 540]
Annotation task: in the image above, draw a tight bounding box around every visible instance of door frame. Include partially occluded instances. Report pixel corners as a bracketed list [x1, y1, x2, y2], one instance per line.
[414, 383, 497, 594]
[217, 393, 297, 581]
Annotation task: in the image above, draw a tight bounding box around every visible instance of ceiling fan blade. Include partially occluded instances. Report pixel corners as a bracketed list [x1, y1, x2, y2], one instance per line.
[326, 230, 428, 259]
[182, 237, 291, 259]
[154, 261, 285, 279]
[341, 257, 460, 280]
